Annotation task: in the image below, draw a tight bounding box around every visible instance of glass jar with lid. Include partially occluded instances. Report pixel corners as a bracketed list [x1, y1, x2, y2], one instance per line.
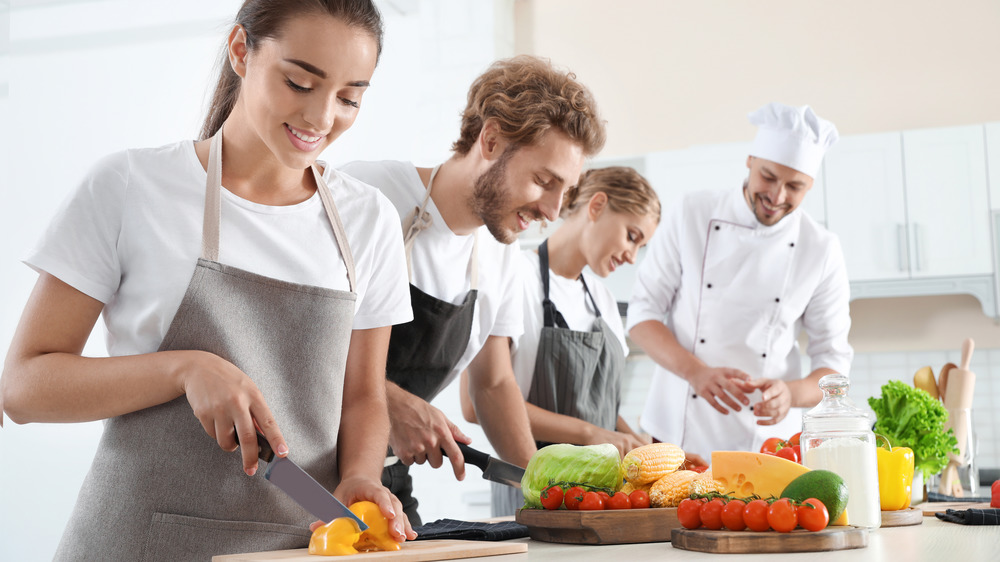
[800, 373, 881, 528]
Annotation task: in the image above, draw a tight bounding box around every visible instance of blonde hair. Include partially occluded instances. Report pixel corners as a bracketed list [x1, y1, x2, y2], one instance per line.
[451, 55, 606, 157]
[561, 167, 660, 222]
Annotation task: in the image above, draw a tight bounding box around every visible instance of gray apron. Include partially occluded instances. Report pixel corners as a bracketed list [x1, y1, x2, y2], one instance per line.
[491, 240, 624, 516]
[54, 129, 358, 562]
[381, 165, 479, 526]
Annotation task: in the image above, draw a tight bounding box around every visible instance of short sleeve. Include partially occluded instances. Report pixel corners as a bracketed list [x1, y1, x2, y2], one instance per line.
[486, 240, 525, 339]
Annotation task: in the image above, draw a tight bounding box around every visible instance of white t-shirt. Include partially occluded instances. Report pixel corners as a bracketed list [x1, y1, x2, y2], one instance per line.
[510, 249, 629, 398]
[25, 141, 412, 358]
[338, 160, 524, 387]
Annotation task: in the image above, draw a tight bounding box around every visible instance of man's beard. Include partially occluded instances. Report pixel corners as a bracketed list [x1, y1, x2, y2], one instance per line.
[470, 148, 520, 244]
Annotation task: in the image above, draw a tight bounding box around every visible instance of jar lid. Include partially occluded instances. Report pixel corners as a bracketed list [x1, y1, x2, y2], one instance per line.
[802, 373, 872, 431]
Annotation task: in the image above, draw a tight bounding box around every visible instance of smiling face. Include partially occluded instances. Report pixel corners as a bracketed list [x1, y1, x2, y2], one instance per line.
[230, 13, 378, 169]
[470, 129, 586, 244]
[579, 195, 658, 277]
[744, 156, 814, 226]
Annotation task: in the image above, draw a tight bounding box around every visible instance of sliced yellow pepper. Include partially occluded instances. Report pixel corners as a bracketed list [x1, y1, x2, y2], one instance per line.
[308, 500, 401, 556]
[876, 444, 915, 511]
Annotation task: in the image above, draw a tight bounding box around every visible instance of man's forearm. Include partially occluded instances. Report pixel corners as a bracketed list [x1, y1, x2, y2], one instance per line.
[788, 367, 835, 408]
[472, 376, 536, 467]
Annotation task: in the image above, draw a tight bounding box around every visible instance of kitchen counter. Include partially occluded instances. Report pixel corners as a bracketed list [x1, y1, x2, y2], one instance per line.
[457, 518, 995, 561]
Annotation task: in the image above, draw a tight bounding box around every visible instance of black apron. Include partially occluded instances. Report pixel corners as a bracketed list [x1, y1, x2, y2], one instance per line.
[381, 165, 479, 526]
[491, 239, 625, 516]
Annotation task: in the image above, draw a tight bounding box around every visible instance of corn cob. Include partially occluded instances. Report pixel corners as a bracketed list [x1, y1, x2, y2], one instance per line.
[649, 470, 698, 507]
[690, 469, 725, 496]
[621, 442, 686, 484]
[619, 479, 652, 495]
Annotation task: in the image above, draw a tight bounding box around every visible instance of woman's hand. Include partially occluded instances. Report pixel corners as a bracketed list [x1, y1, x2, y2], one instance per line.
[173, 350, 288, 475]
[326, 476, 417, 542]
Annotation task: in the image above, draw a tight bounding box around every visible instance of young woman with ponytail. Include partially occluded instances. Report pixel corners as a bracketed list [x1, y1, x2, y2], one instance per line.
[1, 1, 415, 558]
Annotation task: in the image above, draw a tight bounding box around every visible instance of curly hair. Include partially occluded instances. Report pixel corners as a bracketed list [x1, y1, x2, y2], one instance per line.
[451, 55, 606, 157]
[560, 166, 660, 222]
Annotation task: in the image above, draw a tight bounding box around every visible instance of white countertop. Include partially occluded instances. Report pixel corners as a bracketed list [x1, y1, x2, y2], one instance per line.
[459, 518, 996, 561]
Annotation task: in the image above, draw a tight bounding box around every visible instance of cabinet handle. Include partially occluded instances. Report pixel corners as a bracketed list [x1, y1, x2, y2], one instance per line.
[897, 224, 908, 272]
[913, 223, 923, 272]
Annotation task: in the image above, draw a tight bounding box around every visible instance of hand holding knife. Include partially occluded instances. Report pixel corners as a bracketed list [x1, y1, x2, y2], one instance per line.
[442, 442, 525, 489]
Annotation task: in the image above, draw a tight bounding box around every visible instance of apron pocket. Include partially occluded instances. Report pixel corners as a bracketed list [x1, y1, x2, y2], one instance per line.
[143, 512, 311, 562]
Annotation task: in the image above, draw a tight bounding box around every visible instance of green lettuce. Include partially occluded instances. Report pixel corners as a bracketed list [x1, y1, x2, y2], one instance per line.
[520, 443, 623, 508]
[868, 380, 959, 480]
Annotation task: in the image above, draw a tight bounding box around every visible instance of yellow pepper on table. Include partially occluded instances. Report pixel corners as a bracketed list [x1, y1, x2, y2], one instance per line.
[877, 444, 915, 510]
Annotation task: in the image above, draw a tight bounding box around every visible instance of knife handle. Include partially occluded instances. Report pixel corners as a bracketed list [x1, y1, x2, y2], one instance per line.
[445, 442, 490, 472]
[234, 427, 275, 463]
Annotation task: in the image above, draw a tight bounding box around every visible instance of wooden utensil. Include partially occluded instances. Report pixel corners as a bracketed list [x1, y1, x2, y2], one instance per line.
[938, 339, 976, 496]
[210, 539, 527, 561]
[913, 501, 993, 515]
[938, 362, 957, 403]
[913, 366, 938, 399]
[670, 526, 868, 554]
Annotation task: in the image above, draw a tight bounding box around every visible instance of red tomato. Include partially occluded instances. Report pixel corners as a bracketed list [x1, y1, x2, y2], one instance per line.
[690, 465, 709, 473]
[743, 499, 771, 532]
[761, 437, 784, 454]
[776, 446, 799, 463]
[699, 498, 726, 530]
[540, 485, 564, 510]
[791, 445, 801, 463]
[607, 491, 631, 510]
[767, 498, 798, 533]
[991, 479, 1000, 508]
[677, 498, 703, 529]
[563, 486, 585, 510]
[787, 431, 802, 447]
[797, 498, 830, 531]
[628, 490, 651, 509]
[597, 491, 612, 505]
[579, 491, 605, 510]
[721, 499, 747, 531]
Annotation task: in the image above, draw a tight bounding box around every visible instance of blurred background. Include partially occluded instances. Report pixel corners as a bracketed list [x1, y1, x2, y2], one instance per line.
[2, 1, 1000, 560]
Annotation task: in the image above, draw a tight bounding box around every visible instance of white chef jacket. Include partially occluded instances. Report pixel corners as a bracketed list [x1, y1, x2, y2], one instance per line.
[626, 187, 853, 460]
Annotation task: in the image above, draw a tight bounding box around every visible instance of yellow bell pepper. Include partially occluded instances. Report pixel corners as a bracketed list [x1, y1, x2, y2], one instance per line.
[308, 501, 401, 556]
[876, 445, 914, 510]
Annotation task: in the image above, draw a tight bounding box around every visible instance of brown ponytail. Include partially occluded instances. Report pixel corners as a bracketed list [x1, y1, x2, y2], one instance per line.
[199, 0, 384, 140]
[561, 166, 660, 223]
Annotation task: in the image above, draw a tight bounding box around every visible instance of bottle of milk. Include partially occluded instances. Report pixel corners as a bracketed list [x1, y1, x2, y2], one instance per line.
[800, 374, 881, 528]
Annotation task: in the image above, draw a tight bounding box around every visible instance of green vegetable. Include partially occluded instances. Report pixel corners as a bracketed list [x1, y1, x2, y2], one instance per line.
[520, 443, 623, 508]
[868, 380, 959, 480]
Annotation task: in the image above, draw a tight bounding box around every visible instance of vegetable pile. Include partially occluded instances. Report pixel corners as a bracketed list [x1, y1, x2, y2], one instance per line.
[868, 380, 959, 480]
[520, 443, 624, 509]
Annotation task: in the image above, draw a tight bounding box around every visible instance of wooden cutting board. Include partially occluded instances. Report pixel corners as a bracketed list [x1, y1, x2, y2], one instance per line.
[880, 507, 923, 527]
[671, 526, 868, 554]
[515, 507, 679, 544]
[210, 539, 527, 561]
[913, 501, 992, 515]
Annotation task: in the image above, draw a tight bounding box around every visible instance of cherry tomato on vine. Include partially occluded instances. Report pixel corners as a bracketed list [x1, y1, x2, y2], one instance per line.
[607, 491, 631, 510]
[761, 437, 784, 455]
[797, 498, 830, 531]
[540, 485, 564, 510]
[776, 446, 799, 463]
[629, 490, 651, 509]
[721, 499, 747, 531]
[563, 486, 585, 510]
[699, 498, 726, 530]
[597, 491, 612, 505]
[677, 498, 703, 529]
[579, 491, 605, 510]
[767, 498, 798, 533]
[787, 432, 802, 447]
[744, 499, 771, 531]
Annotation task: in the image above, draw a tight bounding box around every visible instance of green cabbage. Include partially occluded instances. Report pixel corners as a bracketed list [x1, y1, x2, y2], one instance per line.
[520, 443, 623, 508]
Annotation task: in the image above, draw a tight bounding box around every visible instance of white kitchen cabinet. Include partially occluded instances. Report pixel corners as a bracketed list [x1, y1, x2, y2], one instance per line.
[987, 122, 1000, 209]
[902, 125, 992, 277]
[823, 132, 908, 281]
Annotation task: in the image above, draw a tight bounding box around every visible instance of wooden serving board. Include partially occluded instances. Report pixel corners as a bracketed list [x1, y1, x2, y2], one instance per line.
[913, 501, 992, 515]
[515, 507, 679, 545]
[671, 526, 868, 554]
[210, 539, 527, 561]
[880, 507, 923, 527]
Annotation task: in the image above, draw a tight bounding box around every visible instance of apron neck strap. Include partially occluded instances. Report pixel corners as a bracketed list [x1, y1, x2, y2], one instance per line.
[538, 239, 600, 329]
[201, 128, 357, 293]
[401, 164, 479, 290]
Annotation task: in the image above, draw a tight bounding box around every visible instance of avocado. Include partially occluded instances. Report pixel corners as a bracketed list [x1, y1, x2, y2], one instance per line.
[780, 469, 849, 523]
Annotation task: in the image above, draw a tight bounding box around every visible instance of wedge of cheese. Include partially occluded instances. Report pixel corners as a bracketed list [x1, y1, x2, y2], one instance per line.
[711, 451, 811, 499]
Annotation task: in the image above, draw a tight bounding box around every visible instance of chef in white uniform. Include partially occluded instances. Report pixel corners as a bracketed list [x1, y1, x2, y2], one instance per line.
[627, 102, 853, 461]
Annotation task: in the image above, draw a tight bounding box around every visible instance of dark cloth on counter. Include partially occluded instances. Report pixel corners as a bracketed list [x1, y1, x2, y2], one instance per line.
[927, 491, 993, 503]
[935, 508, 1000, 525]
[412, 519, 529, 541]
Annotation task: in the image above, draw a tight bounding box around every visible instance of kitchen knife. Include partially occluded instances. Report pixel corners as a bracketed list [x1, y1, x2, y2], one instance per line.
[249, 432, 368, 530]
[444, 442, 524, 489]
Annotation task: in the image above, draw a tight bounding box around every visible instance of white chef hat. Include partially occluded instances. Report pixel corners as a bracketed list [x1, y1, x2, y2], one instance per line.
[748, 102, 839, 179]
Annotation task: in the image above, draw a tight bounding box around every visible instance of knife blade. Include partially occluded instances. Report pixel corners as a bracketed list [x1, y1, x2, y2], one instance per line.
[444, 442, 524, 489]
[250, 432, 368, 530]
